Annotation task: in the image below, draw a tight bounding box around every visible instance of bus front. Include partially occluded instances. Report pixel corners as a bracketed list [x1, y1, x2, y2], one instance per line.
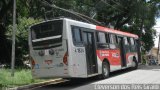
[28, 19, 68, 79]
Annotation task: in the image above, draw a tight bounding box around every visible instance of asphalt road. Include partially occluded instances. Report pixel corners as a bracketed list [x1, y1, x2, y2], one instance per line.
[33, 65, 160, 90]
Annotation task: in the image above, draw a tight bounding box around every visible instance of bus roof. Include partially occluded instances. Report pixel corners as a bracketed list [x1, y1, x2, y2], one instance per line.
[96, 26, 139, 39]
[29, 18, 139, 39]
[64, 18, 139, 39]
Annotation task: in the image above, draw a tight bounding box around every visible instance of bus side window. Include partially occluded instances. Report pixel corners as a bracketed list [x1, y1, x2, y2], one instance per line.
[98, 32, 106, 43]
[130, 38, 136, 52]
[130, 38, 135, 45]
[127, 37, 131, 45]
[96, 32, 109, 49]
[96, 32, 99, 42]
[124, 37, 130, 52]
[115, 35, 118, 44]
[71, 26, 83, 46]
[105, 33, 110, 43]
[109, 34, 118, 49]
[127, 37, 131, 52]
[124, 37, 130, 45]
[110, 34, 118, 44]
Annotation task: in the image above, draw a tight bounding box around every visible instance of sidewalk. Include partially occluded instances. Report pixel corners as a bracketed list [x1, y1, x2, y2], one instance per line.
[9, 78, 68, 90]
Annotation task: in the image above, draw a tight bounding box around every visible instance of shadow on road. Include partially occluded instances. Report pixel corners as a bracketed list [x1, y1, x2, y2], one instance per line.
[33, 68, 135, 90]
[32, 65, 160, 90]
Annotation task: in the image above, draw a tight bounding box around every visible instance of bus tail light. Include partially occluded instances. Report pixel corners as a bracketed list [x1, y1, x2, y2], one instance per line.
[63, 52, 68, 65]
[31, 57, 35, 69]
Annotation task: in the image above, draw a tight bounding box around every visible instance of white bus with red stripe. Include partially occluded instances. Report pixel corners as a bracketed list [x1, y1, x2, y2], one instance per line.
[29, 18, 139, 79]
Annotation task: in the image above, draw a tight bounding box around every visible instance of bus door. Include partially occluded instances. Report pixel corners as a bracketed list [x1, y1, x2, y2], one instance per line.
[118, 37, 127, 67]
[83, 31, 98, 75]
[136, 39, 141, 63]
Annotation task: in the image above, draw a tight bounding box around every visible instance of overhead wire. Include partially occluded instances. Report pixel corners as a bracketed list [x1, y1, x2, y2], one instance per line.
[100, 0, 127, 13]
[41, 0, 131, 27]
[111, 0, 124, 8]
[41, 0, 91, 23]
[47, 0, 126, 19]
[41, 0, 104, 26]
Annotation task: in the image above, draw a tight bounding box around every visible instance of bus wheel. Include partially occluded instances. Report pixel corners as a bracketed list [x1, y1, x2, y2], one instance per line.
[132, 58, 138, 70]
[101, 62, 110, 79]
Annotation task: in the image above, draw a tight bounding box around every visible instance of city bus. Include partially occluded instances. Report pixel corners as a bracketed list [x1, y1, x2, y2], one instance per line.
[28, 18, 139, 79]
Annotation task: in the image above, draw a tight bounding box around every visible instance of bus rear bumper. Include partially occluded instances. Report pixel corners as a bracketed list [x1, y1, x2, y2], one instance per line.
[32, 74, 88, 79]
[31, 69, 88, 79]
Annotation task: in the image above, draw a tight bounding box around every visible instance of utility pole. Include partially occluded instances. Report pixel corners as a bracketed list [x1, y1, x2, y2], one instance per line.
[11, 0, 16, 77]
[157, 34, 160, 65]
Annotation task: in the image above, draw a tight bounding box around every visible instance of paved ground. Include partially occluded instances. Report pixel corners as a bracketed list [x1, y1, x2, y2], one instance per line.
[33, 65, 160, 90]
[95, 65, 160, 84]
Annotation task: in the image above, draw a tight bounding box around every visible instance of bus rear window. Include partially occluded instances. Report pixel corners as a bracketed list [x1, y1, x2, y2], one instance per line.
[30, 20, 63, 49]
[31, 20, 63, 40]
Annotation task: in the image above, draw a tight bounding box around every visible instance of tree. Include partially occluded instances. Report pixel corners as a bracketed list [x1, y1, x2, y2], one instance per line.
[0, 0, 13, 65]
[0, 0, 159, 66]
[95, 0, 159, 51]
[7, 17, 40, 67]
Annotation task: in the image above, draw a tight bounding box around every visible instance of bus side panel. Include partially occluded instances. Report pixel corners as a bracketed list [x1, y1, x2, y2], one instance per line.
[126, 52, 138, 67]
[96, 56, 103, 74]
[68, 47, 88, 78]
[96, 49, 122, 72]
[66, 21, 88, 78]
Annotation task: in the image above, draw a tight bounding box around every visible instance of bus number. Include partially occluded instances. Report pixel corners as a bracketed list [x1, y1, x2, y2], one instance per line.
[75, 48, 84, 53]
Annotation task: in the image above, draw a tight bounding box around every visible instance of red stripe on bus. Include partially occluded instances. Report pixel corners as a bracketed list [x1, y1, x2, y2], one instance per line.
[96, 26, 138, 38]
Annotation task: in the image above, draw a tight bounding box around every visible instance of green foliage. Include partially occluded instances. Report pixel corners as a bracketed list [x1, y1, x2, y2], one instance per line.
[0, 0, 13, 65]
[0, 0, 160, 66]
[6, 17, 41, 67]
[0, 69, 45, 88]
[0, 69, 33, 87]
[38, 0, 159, 51]
[94, 0, 159, 51]
[17, 0, 29, 17]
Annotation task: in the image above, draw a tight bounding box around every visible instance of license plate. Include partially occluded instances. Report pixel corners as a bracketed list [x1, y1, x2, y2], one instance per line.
[44, 60, 52, 65]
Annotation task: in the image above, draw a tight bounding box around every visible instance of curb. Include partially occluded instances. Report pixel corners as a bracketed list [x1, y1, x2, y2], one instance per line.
[9, 78, 68, 90]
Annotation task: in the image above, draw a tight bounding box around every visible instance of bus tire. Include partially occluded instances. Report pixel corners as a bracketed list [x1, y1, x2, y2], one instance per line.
[100, 61, 110, 79]
[132, 57, 138, 70]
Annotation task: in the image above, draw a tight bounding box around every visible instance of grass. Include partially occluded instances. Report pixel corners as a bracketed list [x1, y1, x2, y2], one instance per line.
[0, 69, 43, 88]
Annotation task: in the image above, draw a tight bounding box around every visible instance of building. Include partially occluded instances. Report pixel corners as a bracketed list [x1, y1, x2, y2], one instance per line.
[147, 47, 159, 65]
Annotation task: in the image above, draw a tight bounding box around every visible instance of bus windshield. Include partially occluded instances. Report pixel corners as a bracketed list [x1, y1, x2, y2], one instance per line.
[30, 20, 63, 49]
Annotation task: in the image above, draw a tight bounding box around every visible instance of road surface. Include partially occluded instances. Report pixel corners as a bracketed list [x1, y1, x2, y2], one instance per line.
[33, 65, 160, 90]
